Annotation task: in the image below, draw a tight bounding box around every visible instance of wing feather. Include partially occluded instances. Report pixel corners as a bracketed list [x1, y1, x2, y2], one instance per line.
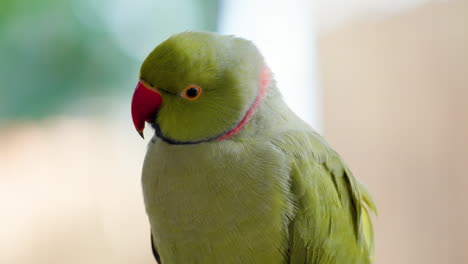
[273, 130, 376, 264]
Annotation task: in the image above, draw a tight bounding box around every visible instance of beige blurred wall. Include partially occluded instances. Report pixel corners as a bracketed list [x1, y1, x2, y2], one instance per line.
[0, 119, 155, 264]
[318, 0, 468, 263]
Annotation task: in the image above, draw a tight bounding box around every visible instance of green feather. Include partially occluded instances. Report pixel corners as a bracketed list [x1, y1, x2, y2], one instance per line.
[273, 130, 376, 263]
[139, 31, 376, 263]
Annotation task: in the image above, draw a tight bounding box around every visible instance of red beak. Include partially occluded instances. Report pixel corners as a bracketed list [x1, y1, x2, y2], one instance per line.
[131, 81, 162, 138]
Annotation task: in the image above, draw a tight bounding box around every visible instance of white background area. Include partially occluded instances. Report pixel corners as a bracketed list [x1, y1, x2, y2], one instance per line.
[218, 0, 322, 131]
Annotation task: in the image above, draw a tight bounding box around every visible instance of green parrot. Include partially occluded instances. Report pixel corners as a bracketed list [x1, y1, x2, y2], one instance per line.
[131, 31, 376, 264]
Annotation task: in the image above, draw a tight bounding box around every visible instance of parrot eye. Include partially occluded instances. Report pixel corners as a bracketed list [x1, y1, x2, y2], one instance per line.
[181, 85, 202, 101]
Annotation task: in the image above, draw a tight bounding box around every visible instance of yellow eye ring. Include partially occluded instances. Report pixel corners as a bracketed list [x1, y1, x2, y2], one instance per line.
[181, 84, 202, 101]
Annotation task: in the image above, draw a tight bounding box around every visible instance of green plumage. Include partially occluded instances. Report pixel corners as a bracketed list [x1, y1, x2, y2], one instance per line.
[139, 32, 376, 263]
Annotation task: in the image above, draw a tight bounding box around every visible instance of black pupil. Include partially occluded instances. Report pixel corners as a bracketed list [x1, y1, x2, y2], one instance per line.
[186, 87, 198, 98]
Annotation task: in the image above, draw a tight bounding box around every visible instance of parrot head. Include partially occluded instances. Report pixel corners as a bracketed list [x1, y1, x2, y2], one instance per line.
[131, 32, 271, 144]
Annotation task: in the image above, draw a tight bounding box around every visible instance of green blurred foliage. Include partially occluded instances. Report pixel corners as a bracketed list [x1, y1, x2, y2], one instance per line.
[0, 0, 218, 120]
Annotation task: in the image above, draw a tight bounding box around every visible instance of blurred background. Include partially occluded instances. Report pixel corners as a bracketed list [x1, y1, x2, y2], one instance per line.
[0, 0, 467, 263]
